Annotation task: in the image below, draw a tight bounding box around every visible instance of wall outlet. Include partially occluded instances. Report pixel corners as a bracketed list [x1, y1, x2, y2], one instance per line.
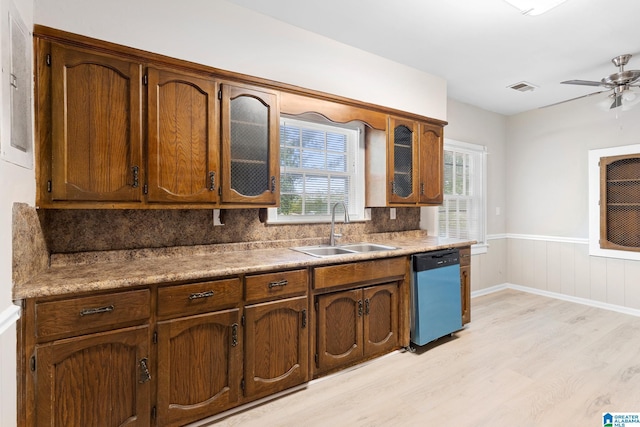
[390, 208, 396, 220]
[213, 209, 224, 226]
[496, 207, 501, 216]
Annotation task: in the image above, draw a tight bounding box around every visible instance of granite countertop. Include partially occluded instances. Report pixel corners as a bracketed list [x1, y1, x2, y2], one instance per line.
[14, 231, 474, 300]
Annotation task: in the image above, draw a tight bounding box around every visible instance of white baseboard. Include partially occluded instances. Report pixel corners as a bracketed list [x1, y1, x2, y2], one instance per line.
[0, 304, 21, 335]
[472, 283, 640, 318]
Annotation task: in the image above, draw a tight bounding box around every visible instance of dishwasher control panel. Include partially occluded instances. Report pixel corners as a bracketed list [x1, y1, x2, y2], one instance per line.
[412, 249, 460, 271]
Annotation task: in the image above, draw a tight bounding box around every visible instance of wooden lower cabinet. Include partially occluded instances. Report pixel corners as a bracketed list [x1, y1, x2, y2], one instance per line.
[460, 246, 471, 325]
[156, 308, 242, 427]
[315, 283, 399, 375]
[34, 325, 151, 427]
[244, 296, 309, 400]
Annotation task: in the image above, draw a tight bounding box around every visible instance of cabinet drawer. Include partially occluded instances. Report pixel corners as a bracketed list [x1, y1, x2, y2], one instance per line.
[313, 257, 406, 290]
[459, 246, 471, 266]
[245, 269, 308, 302]
[35, 289, 150, 341]
[157, 278, 241, 319]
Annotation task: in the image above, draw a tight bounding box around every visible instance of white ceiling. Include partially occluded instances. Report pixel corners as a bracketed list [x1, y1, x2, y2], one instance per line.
[227, 0, 640, 116]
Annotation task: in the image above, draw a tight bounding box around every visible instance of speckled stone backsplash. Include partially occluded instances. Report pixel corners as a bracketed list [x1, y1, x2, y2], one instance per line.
[13, 203, 49, 285]
[41, 207, 421, 253]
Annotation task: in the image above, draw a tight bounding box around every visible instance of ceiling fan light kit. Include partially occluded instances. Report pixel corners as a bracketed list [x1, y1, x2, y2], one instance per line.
[503, 0, 568, 16]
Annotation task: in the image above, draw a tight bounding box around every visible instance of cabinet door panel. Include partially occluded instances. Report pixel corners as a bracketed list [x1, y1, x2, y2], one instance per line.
[51, 43, 142, 202]
[244, 296, 309, 399]
[418, 122, 443, 205]
[363, 283, 398, 357]
[316, 289, 363, 372]
[157, 309, 241, 427]
[388, 117, 418, 204]
[35, 326, 150, 427]
[147, 68, 219, 203]
[461, 265, 471, 324]
[221, 83, 279, 205]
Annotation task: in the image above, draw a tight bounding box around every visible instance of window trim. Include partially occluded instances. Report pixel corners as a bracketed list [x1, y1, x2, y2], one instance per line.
[267, 116, 367, 224]
[436, 139, 487, 254]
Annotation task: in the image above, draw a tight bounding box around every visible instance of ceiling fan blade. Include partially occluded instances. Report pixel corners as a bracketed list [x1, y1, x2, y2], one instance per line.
[561, 79, 607, 87]
[541, 90, 607, 109]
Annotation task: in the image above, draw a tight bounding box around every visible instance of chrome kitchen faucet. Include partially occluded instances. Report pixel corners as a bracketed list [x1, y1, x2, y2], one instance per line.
[330, 202, 350, 246]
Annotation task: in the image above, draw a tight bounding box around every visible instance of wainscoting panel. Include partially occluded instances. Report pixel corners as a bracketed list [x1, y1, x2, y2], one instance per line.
[505, 236, 640, 311]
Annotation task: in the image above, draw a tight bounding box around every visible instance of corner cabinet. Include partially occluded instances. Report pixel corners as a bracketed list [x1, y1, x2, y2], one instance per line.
[146, 67, 220, 204]
[366, 116, 445, 207]
[220, 83, 280, 206]
[48, 42, 143, 203]
[600, 154, 640, 251]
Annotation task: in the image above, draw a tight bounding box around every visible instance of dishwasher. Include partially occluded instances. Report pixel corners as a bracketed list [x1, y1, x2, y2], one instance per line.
[410, 249, 462, 346]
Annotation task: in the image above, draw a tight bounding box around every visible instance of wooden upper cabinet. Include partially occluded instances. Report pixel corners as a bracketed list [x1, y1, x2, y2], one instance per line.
[388, 116, 419, 204]
[50, 43, 143, 202]
[147, 68, 219, 203]
[220, 83, 280, 206]
[418, 122, 444, 205]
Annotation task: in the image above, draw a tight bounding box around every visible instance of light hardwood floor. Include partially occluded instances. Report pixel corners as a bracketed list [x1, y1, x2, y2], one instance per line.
[205, 290, 640, 426]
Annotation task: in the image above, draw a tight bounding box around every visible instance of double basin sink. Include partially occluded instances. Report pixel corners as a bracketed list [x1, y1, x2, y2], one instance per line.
[291, 242, 398, 258]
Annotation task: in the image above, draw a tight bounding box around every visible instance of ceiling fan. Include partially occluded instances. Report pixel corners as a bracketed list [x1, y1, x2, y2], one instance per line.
[561, 54, 640, 109]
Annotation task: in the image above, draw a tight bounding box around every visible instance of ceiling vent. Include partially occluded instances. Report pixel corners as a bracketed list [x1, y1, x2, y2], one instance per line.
[508, 81, 538, 92]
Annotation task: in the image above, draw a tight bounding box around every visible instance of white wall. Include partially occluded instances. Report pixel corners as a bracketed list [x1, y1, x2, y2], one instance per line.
[421, 99, 508, 291]
[1, 0, 34, 424]
[34, 0, 447, 121]
[504, 92, 640, 310]
[506, 96, 640, 237]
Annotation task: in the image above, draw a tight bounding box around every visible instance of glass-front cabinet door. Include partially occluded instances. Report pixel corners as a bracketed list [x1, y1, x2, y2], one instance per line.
[220, 83, 279, 205]
[388, 116, 418, 204]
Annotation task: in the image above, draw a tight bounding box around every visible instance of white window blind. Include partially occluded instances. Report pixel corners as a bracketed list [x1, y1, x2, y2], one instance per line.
[268, 117, 365, 223]
[438, 140, 486, 246]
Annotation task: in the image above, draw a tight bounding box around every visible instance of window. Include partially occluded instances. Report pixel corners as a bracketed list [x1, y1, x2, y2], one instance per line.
[268, 116, 366, 223]
[438, 139, 487, 252]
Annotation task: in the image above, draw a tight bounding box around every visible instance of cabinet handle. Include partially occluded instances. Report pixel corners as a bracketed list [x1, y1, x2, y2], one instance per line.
[271, 176, 276, 193]
[189, 290, 215, 300]
[231, 323, 238, 347]
[358, 299, 363, 317]
[139, 357, 151, 384]
[80, 305, 114, 316]
[132, 166, 139, 188]
[209, 171, 216, 192]
[390, 181, 395, 195]
[268, 279, 288, 289]
[302, 309, 307, 328]
[365, 298, 370, 315]
[420, 182, 425, 195]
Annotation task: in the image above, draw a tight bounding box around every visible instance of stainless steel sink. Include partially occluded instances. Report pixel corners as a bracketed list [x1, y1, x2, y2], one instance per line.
[339, 243, 397, 252]
[291, 242, 398, 257]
